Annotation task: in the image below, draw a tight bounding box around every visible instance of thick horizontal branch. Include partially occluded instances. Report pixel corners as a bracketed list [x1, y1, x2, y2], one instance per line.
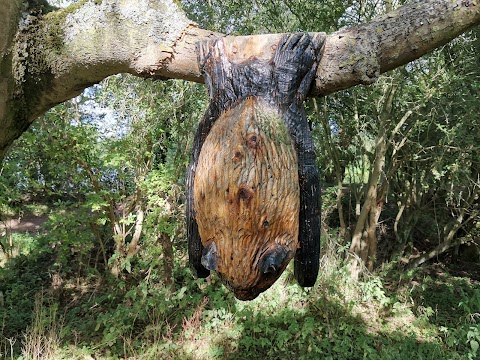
[314, 0, 480, 95]
[165, 0, 480, 96]
[0, 0, 479, 160]
[18, 0, 480, 116]
[26, 0, 480, 113]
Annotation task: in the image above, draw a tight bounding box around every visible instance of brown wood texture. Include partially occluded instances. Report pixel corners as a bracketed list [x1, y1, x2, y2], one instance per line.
[194, 98, 299, 296]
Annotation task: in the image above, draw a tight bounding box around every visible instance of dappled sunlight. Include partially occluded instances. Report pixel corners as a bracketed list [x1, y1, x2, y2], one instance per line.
[1, 238, 478, 358]
[1, 1, 479, 359]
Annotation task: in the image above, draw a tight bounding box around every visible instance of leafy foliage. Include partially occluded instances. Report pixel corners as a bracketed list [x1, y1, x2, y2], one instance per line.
[1, 0, 479, 358]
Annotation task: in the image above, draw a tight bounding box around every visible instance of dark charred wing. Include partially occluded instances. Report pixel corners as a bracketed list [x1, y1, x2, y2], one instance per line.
[270, 35, 322, 287]
[284, 104, 321, 287]
[272, 33, 324, 106]
[187, 155, 209, 278]
[187, 103, 221, 278]
[187, 216, 209, 278]
[294, 161, 321, 287]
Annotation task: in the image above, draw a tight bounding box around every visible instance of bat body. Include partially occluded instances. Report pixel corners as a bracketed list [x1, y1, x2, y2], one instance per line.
[187, 33, 323, 300]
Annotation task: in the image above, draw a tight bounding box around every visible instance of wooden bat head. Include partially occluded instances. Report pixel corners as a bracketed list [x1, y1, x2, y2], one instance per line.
[194, 98, 300, 300]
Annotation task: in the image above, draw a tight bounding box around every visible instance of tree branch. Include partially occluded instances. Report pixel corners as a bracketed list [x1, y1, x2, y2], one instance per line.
[1, 0, 479, 160]
[410, 187, 479, 268]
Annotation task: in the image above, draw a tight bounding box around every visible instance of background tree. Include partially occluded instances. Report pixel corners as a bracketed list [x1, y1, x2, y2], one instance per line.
[0, 0, 478, 159]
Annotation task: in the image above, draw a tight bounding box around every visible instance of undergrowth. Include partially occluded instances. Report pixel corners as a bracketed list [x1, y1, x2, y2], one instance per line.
[0, 236, 479, 359]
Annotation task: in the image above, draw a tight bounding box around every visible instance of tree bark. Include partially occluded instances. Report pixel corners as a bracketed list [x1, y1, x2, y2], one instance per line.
[127, 203, 145, 258]
[314, 97, 347, 242]
[1, 0, 479, 160]
[159, 233, 174, 288]
[349, 83, 395, 277]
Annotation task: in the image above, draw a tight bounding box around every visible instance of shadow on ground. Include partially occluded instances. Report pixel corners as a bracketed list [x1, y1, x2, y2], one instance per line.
[1, 250, 478, 359]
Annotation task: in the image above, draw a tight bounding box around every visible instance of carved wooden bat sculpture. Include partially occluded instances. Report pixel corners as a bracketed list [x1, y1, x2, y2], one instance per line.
[187, 33, 324, 300]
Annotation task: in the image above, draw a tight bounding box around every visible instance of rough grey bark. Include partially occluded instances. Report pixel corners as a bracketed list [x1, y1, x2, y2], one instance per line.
[0, 0, 220, 159]
[1, 0, 479, 160]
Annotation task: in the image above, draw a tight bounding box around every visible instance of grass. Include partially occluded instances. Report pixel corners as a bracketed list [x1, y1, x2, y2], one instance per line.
[21, 294, 63, 360]
[0, 235, 479, 359]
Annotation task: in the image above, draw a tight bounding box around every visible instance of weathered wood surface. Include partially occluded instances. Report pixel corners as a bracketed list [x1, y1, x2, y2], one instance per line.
[187, 33, 323, 300]
[194, 98, 300, 298]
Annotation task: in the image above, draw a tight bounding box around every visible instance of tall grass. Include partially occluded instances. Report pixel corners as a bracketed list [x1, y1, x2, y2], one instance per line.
[1, 235, 478, 359]
[21, 293, 63, 360]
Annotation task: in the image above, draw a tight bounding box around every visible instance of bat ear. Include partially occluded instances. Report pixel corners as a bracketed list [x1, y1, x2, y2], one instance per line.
[259, 246, 290, 274]
[201, 242, 218, 271]
[294, 232, 320, 287]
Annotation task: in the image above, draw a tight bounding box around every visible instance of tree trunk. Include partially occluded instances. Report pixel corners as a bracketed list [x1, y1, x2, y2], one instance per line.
[349, 133, 386, 277]
[127, 195, 145, 258]
[0, 223, 12, 261]
[314, 97, 347, 242]
[1, 0, 479, 160]
[160, 233, 174, 288]
[349, 83, 393, 278]
[89, 222, 108, 269]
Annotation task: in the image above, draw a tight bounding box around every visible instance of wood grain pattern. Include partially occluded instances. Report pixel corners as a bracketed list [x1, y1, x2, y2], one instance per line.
[194, 97, 299, 298]
[188, 33, 322, 300]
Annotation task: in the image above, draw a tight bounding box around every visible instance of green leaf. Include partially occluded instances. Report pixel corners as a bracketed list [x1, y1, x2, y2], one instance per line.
[124, 259, 131, 273]
[471, 340, 479, 353]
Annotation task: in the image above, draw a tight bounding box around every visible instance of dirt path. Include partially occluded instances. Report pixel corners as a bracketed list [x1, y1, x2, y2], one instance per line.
[0, 214, 49, 233]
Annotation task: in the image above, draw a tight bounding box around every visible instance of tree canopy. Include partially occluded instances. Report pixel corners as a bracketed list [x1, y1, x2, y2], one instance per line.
[0, 0, 479, 159]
